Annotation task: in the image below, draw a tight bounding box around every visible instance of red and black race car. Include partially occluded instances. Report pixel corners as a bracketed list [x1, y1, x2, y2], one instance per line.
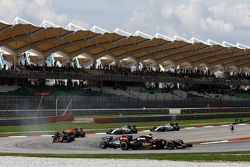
[52, 128, 86, 143]
[65, 128, 86, 138]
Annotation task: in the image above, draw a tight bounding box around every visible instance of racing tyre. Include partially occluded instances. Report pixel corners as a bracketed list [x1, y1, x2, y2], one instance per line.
[100, 141, 108, 149]
[52, 136, 59, 143]
[152, 140, 165, 149]
[152, 142, 158, 149]
[62, 139, 69, 143]
[70, 135, 75, 141]
[161, 139, 167, 148]
[120, 142, 129, 150]
[166, 141, 175, 150]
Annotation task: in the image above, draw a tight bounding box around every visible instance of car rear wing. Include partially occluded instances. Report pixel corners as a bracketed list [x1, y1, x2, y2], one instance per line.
[119, 135, 133, 141]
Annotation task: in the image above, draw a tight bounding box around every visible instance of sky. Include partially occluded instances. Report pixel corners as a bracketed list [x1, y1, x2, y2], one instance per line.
[1, 0, 250, 45]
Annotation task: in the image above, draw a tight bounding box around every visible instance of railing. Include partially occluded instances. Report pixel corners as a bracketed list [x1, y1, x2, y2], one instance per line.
[0, 70, 249, 85]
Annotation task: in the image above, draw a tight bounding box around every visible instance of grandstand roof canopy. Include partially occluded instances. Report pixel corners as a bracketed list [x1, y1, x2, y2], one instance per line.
[0, 17, 249, 71]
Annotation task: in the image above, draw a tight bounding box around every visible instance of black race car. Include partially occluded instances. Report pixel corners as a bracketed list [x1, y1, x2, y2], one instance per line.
[119, 134, 166, 150]
[165, 139, 193, 150]
[52, 131, 75, 143]
[150, 122, 180, 132]
[106, 125, 138, 135]
[100, 134, 192, 150]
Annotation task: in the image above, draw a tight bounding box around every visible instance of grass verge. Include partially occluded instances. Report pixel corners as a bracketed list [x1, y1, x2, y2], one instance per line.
[0, 152, 250, 161]
[0, 117, 249, 135]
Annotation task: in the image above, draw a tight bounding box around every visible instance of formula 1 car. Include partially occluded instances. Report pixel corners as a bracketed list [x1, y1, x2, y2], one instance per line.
[52, 131, 75, 143]
[150, 122, 180, 132]
[165, 139, 193, 150]
[66, 128, 86, 138]
[106, 125, 138, 135]
[99, 136, 126, 149]
[119, 134, 166, 150]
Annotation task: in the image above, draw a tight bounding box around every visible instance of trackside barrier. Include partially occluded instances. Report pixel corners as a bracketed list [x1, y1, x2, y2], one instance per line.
[0, 117, 48, 126]
[210, 103, 232, 107]
[47, 114, 74, 123]
[93, 113, 250, 123]
[0, 115, 74, 126]
[115, 116, 172, 123]
[93, 118, 115, 123]
[177, 112, 250, 120]
[181, 107, 250, 114]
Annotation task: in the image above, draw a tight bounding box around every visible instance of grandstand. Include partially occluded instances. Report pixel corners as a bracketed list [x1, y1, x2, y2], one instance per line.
[0, 17, 249, 118]
[0, 17, 249, 74]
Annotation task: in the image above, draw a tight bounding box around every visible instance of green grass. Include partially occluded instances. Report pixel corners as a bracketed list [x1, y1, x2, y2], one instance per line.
[0, 152, 250, 161]
[0, 117, 249, 135]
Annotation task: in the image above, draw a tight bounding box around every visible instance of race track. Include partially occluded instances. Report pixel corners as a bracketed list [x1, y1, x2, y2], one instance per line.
[0, 124, 250, 154]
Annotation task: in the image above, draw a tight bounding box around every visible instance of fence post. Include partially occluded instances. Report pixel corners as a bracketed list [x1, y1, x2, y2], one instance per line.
[71, 99, 73, 115]
[15, 97, 18, 117]
[36, 95, 44, 117]
[56, 97, 59, 116]
[24, 98, 27, 116]
[63, 99, 72, 116]
[147, 94, 149, 107]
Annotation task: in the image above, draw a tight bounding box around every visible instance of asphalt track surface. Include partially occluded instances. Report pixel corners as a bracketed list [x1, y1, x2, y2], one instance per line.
[0, 124, 250, 154]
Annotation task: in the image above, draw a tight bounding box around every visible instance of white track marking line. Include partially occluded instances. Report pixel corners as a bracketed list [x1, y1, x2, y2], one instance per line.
[203, 126, 214, 128]
[143, 130, 150, 132]
[238, 123, 247, 126]
[183, 127, 196, 130]
[8, 136, 27, 138]
[95, 133, 106, 135]
[200, 140, 229, 145]
[40, 135, 53, 137]
[221, 124, 230, 127]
